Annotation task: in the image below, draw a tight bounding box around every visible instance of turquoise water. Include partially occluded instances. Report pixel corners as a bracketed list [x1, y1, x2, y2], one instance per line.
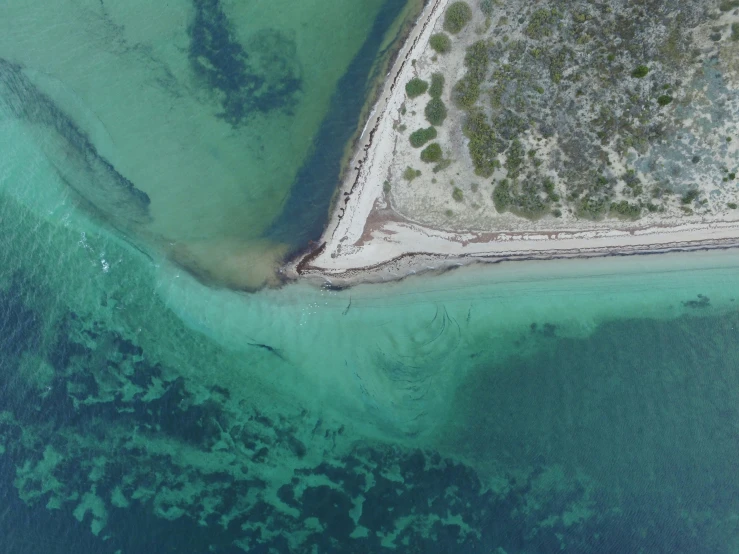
[2, 1, 739, 552]
[2, 181, 739, 551]
[0, 0, 419, 290]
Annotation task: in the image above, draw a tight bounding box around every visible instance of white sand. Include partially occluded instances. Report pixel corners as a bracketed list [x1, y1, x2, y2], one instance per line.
[288, 0, 739, 287]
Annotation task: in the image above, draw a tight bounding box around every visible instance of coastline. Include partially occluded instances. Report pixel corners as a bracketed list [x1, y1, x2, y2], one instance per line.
[284, 0, 739, 288]
[291, 219, 739, 288]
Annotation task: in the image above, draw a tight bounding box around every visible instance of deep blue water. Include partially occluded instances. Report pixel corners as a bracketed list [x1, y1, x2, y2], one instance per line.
[2, 231, 739, 552]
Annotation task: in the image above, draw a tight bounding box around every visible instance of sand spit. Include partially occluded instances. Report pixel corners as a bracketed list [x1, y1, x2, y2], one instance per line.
[286, 0, 739, 287]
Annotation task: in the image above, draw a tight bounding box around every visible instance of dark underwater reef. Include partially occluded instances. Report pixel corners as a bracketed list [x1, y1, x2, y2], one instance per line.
[189, 0, 302, 127]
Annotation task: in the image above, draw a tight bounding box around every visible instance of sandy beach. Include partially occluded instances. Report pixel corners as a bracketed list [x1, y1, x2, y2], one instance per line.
[287, 0, 739, 287]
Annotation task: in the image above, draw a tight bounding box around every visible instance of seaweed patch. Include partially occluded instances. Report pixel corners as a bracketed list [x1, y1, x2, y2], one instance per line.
[189, 0, 302, 126]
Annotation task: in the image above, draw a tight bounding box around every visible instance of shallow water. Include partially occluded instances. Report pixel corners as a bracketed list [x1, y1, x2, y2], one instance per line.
[0, 0, 416, 289]
[1, 1, 739, 552]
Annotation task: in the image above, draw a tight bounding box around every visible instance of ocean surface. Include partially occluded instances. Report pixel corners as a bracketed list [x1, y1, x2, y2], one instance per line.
[1, 1, 739, 553]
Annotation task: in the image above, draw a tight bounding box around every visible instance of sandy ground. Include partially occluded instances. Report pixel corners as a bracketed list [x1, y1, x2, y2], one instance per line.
[287, 0, 739, 287]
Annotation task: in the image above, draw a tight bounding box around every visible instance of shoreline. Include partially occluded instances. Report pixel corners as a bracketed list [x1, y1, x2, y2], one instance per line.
[284, 0, 739, 289]
[291, 224, 739, 289]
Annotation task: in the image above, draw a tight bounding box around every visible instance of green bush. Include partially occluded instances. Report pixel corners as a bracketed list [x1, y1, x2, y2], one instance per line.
[420, 143, 443, 163]
[464, 40, 489, 82]
[505, 139, 526, 178]
[444, 2, 473, 34]
[451, 41, 489, 112]
[405, 78, 428, 98]
[452, 187, 464, 202]
[425, 97, 448, 126]
[492, 179, 549, 219]
[480, 0, 494, 17]
[403, 166, 422, 181]
[577, 195, 608, 219]
[543, 178, 560, 201]
[732, 23, 739, 41]
[452, 76, 480, 109]
[493, 179, 512, 212]
[433, 159, 452, 173]
[728, 202, 738, 209]
[657, 94, 673, 106]
[463, 111, 498, 177]
[632, 65, 649, 78]
[525, 8, 560, 39]
[609, 200, 641, 219]
[429, 33, 452, 54]
[429, 73, 445, 98]
[409, 127, 438, 148]
[681, 189, 700, 204]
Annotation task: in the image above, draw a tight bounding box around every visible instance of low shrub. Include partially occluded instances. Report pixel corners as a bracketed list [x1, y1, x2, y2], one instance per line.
[452, 187, 464, 202]
[681, 189, 699, 204]
[609, 200, 641, 219]
[632, 65, 649, 78]
[444, 2, 473, 34]
[403, 167, 422, 181]
[452, 76, 480, 109]
[405, 78, 428, 98]
[577, 195, 609, 219]
[464, 40, 489, 82]
[409, 127, 438, 148]
[429, 73, 445, 98]
[463, 111, 498, 177]
[420, 143, 443, 163]
[657, 94, 673, 106]
[493, 179, 512, 212]
[425, 97, 447, 126]
[429, 33, 452, 54]
[505, 139, 526, 178]
[525, 8, 560, 39]
[433, 158, 453, 173]
[451, 40, 488, 110]
[492, 178, 550, 218]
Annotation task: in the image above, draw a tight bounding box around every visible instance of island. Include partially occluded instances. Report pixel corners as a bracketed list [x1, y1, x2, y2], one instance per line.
[287, 0, 739, 286]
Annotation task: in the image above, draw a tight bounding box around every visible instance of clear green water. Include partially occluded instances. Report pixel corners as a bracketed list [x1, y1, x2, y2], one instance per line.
[1, 1, 739, 552]
[0, 0, 415, 289]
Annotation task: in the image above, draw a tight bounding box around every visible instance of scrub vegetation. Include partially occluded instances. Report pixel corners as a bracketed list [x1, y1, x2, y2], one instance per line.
[425, 97, 447, 126]
[429, 73, 445, 98]
[409, 127, 438, 147]
[444, 2, 473, 34]
[421, 143, 443, 163]
[429, 33, 452, 54]
[405, 77, 429, 98]
[429, 0, 739, 222]
[403, 166, 422, 181]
